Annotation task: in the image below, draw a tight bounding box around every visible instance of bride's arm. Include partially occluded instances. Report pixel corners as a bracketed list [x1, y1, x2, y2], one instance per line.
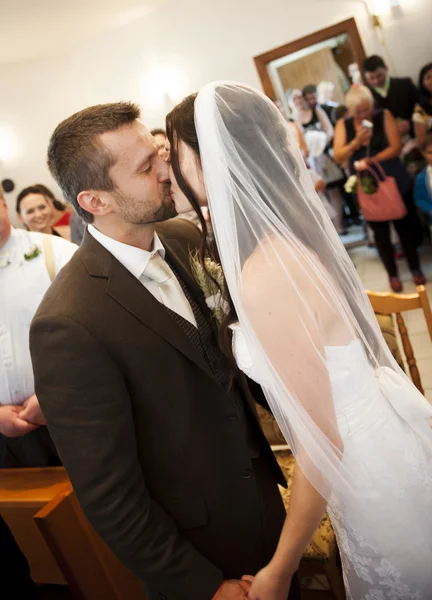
[240, 241, 343, 598]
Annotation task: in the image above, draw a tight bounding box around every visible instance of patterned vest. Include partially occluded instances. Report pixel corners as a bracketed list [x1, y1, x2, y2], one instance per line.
[165, 264, 261, 458]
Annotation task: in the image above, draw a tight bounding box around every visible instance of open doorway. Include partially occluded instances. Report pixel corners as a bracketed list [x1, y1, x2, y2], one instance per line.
[254, 18, 368, 249]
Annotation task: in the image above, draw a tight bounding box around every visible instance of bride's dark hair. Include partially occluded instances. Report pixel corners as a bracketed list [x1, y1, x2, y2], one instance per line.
[166, 94, 237, 365]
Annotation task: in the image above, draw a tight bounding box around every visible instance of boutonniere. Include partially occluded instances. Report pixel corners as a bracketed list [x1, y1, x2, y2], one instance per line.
[24, 245, 41, 261]
[189, 250, 229, 326]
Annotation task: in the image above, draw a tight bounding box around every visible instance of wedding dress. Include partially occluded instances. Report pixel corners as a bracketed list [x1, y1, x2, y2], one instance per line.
[187, 80, 432, 599]
[232, 325, 432, 598]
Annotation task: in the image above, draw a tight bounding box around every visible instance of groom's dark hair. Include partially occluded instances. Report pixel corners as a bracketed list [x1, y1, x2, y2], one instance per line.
[47, 102, 140, 223]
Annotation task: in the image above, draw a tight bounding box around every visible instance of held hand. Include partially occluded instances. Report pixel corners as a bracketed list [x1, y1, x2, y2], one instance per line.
[354, 159, 371, 171]
[19, 394, 46, 426]
[0, 405, 39, 438]
[216, 580, 252, 599]
[243, 565, 293, 600]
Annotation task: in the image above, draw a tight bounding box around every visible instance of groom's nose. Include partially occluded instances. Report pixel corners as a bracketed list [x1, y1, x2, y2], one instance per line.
[156, 154, 170, 183]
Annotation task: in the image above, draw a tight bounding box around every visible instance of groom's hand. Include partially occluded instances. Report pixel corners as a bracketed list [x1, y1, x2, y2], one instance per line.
[214, 579, 251, 599]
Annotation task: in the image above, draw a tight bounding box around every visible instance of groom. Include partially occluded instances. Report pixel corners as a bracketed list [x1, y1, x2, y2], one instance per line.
[30, 102, 300, 600]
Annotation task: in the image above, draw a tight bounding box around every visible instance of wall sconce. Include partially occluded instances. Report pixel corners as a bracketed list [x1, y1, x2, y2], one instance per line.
[0, 125, 19, 164]
[140, 61, 188, 113]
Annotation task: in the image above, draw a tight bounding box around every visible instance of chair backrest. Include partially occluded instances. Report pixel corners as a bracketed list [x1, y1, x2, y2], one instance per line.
[34, 487, 147, 600]
[367, 285, 432, 394]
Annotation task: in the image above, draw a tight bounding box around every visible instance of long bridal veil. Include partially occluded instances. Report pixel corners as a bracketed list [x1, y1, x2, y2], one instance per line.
[193, 81, 432, 598]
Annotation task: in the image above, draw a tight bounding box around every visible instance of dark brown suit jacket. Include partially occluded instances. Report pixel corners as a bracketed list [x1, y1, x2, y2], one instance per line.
[30, 219, 285, 600]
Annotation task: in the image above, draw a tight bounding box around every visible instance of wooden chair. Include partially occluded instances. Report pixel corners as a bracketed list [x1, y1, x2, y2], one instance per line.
[34, 486, 147, 600]
[0, 467, 70, 584]
[367, 285, 432, 394]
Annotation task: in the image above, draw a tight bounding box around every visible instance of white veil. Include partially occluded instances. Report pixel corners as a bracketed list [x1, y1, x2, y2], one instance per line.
[193, 82, 432, 596]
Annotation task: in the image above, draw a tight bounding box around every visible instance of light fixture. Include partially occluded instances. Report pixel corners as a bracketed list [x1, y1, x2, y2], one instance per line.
[140, 61, 188, 113]
[0, 125, 19, 163]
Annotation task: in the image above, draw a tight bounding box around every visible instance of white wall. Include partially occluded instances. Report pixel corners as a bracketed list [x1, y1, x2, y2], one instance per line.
[1, 0, 430, 221]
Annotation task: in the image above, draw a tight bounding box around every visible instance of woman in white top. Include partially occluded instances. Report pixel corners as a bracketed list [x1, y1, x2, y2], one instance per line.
[0, 187, 77, 462]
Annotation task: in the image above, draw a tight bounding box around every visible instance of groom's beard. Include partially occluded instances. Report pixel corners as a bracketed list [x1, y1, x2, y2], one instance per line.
[149, 202, 178, 223]
[149, 183, 178, 223]
[114, 183, 178, 225]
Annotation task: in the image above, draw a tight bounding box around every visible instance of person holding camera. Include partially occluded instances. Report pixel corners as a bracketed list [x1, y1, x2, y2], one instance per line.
[333, 85, 425, 292]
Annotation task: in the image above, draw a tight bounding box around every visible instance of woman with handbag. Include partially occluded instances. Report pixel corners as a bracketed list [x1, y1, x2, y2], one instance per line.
[334, 85, 425, 292]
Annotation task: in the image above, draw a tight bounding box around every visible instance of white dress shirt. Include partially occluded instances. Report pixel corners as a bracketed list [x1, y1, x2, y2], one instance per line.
[88, 225, 197, 326]
[0, 228, 78, 405]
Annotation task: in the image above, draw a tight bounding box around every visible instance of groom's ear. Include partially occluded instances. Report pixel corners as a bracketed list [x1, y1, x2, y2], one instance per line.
[77, 190, 113, 218]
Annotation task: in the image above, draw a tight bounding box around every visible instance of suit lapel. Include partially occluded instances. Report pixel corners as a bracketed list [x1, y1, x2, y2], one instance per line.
[104, 244, 215, 382]
[161, 237, 213, 319]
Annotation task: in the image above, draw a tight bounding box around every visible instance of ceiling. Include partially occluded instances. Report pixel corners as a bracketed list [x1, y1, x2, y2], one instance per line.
[0, 0, 164, 64]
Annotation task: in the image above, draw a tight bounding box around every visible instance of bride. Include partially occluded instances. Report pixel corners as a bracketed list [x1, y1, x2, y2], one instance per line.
[165, 82, 432, 600]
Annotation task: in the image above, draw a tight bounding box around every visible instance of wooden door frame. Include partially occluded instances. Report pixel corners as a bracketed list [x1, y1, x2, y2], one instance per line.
[254, 18, 366, 100]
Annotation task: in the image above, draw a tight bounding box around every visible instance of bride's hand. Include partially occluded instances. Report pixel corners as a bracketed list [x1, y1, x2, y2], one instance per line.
[242, 566, 293, 600]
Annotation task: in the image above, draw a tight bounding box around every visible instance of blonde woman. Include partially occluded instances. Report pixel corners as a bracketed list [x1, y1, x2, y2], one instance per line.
[333, 85, 425, 291]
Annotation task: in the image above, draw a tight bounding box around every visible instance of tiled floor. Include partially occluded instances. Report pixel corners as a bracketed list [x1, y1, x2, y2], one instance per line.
[348, 240, 432, 401]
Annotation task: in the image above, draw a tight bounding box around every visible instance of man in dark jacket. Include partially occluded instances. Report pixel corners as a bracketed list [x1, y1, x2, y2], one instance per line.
[30, 102, 300, 600]
[363, 55, 419, 137]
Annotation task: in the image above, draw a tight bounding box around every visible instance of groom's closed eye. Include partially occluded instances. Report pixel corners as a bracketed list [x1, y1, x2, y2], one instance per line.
[135, 150, 157, 175]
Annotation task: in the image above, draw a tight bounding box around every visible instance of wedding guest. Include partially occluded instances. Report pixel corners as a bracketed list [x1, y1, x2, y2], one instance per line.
[414, 133, 432, 224]
[302, 84, 336, 130]
[287, 120, 309, 158]
[32, 183, 72, 239]
[335, 105, 348, 122]
[275, 97, 308, 157]
[413, 63, 432, 148]
[1, 183, 77, 466]
[333, 85, 425, 292]
[363, 55, 419, 137]
[150, 128, 170, 160]
[298, 86, 346, 234]
[316, 81, 339, 125]
[308, 167, 337, 227]
[16, 186, 65, 238]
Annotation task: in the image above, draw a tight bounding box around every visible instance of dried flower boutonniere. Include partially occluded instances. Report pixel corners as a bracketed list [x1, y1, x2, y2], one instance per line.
[189, 250, 229, 326]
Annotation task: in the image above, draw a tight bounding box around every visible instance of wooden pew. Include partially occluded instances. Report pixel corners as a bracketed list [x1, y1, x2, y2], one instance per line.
[0, 467, 70, 584]
[34, 486, 147, 599]
[0, 467, 147, 598]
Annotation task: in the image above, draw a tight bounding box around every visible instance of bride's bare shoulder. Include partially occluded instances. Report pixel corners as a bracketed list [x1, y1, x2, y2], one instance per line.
[240, 236, 317, 303]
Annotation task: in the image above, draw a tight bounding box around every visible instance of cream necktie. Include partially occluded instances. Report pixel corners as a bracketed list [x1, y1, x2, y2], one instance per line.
[143, 252, 197, 327]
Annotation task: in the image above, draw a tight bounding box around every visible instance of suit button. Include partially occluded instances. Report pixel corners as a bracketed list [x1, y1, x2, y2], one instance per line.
[228, 415, 239, 423]
[243, 469, 253, 479]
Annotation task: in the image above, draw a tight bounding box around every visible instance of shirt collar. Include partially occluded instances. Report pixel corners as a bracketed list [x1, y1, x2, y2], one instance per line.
[88, 224, 165, 280]
[374, 75, 391, 98]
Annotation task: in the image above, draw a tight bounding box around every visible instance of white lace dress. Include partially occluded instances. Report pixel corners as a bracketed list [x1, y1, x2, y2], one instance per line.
[232, 325, 432, 600]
